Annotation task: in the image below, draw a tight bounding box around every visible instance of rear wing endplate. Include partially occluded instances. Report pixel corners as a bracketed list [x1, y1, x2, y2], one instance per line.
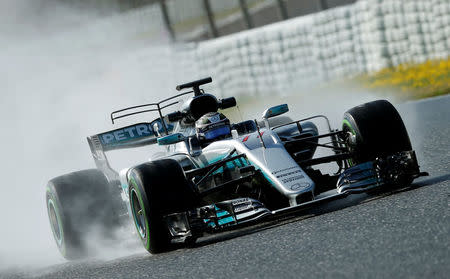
[87, 122, 159, 180]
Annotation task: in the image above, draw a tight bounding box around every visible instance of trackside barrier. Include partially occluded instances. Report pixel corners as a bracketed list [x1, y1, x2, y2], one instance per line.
[179, 0, 450, 96]
[20, 0, 448, 98]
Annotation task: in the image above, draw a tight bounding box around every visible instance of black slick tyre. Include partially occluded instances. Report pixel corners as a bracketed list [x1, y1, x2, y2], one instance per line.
[343, 99, 412, 165]
[128, 159, 197, 254]
[46, 169, 118, 260]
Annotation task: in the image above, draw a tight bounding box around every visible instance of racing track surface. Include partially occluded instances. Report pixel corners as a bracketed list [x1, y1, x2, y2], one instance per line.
[4, 95, 450, 279]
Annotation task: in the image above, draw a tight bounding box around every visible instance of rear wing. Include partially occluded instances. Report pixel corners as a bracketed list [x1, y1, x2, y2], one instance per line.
[88, 122, 158, 153]
[87, 122, 166, 179]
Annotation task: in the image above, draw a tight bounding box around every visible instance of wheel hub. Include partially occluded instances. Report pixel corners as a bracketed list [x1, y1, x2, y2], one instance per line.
[130, 189, 147, 239]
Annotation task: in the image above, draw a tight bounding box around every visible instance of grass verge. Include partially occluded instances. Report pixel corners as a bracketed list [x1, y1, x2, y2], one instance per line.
[356, 57, 450, 100]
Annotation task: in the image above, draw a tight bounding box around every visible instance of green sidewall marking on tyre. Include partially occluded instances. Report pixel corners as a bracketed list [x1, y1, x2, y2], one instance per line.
[129, 177, 151, 250]
[343, 119, 356, 166]
[46, 187, 66, 257]
[130, 189, 146, 238]
[342, 119, 356, 135]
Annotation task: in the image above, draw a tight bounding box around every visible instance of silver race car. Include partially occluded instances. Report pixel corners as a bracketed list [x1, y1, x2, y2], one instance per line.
[46, 77, 427, 259]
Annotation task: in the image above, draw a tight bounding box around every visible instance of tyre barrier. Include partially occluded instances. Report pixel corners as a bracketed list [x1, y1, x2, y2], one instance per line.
[178, 0, 450, 96]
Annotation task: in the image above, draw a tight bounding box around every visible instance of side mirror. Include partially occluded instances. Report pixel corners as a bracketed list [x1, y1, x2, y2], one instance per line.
[157, 133, 185, 145]
[262, 104, 289, 119]
[218, 97, 237, 109]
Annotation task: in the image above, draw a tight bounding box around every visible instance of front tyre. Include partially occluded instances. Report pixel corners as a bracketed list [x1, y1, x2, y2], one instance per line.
[343, 100, 412, 165]
[128, 159, 197, 254]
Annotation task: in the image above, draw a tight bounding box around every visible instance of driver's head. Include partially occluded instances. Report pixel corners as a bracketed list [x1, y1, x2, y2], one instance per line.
[196, 112, 231, 143]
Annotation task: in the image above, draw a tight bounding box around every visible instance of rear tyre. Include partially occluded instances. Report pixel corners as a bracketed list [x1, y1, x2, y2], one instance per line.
[46, 169, 119, 260]
[343, 100, 412, 165]
[128, 159, 197, 254]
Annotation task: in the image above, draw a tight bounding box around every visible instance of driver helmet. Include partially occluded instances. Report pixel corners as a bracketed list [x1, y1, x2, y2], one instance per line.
[196, 112, 231, 142]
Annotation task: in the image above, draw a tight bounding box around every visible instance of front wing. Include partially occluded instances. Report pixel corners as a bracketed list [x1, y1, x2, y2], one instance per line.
[165, 151, 427, 241]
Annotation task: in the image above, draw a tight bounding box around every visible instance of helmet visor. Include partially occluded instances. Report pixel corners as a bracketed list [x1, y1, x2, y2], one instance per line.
[204, 126, 231, 140]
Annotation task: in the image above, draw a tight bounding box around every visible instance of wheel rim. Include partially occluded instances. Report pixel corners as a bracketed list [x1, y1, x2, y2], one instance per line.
[130, 188, 146, 239]
[343, 120, 357, 166]
[47, 199, 63, 246]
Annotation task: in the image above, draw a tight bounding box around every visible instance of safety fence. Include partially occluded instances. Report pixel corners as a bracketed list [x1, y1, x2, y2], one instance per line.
[181, 0, 450, 96]
[26, 0, 449, 98]
[166, 0, 277, 40]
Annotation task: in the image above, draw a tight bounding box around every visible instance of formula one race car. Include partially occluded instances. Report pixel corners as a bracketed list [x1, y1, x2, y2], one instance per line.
[46, 77, 427, 259]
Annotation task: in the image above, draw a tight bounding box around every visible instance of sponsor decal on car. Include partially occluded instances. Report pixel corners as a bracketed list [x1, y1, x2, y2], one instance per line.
[281, 175, 305, 184]
[272, 166, 299, 175]
[233, 202, 252, 213]
[290, 182, 310, 191]
[275, 170, 303, 179]
[100, 123, 154, 146]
